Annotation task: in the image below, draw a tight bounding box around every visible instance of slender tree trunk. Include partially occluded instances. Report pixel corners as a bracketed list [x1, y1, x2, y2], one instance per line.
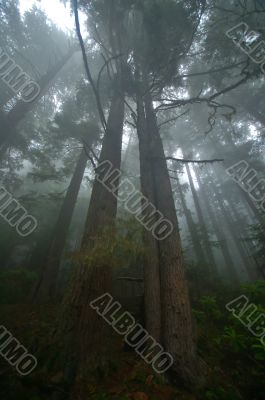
[122, 129, 134, 165]
[174, 175, 208, 266]
[142, 91, 203, 386]
[228, 199, 258, 280]
[56, 89, 125, 382]
[213, 163, 259, 280]
[32, 148, 88, 302]
[0, 48, 75, 148]
[206, 169, 253, 281]
[136, 92, 161, 341]
[212, 137, 261, 221]
[185, 162, 217, 275]
[194, 166, 238, 282]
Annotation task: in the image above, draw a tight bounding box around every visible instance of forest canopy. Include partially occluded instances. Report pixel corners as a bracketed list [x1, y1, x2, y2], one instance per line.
[0, 1, 264, 399]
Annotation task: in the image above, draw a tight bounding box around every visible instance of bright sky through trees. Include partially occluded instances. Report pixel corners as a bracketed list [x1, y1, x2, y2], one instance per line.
[19, 0, 75, 31]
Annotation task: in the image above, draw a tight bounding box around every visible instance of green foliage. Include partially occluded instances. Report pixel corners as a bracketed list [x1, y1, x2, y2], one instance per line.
[199, 296, 222, 319]
[241, 280, 265, 304]
[221, 326, 247, 352]
[205, 386, 241, 400]
[193, 279, 265, 400]
[73, 218, 145, 271]
[251, 343, 265, 361]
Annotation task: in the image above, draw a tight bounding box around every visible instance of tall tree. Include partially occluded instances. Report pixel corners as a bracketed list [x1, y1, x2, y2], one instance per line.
[32, 148, 88, 301]
[0, 47, 76, 149]
[174, 174, 209, 268]
[194, 165, 238, 281]
[142, 90, 203, 384]
[57, 85, 125, 382]
[185, 162, 217, 275]
[54, 0, 128, 384]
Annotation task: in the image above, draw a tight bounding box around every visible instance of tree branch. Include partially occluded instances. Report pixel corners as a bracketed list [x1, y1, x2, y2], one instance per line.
[177, 61, 246, 80]
[165, 157, 224, 164]
[72, 0, 107, 132]
[158, 110, 189, 128]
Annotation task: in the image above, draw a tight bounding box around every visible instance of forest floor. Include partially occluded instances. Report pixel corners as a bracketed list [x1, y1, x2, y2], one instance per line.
[0, 304, 193, 400]
[0, 280, 264, 400]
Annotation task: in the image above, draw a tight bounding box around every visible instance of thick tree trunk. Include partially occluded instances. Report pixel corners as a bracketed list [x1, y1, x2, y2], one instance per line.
[56, 89, 125, 382]
[185, 162, 217, 275]
[194, 166, 238, 281]
[0, 48, 75, 149]
[142, 91, 203, 386]
[32, 148, 88, 302]
[136, 92, 161, 341]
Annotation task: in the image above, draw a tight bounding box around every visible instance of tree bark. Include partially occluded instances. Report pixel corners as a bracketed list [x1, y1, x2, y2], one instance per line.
[206, 168, 254, 281]
[174, 174, 208, 266]
[213, 163, 259, 280]
[142, 91, 203, 386]
[56, 88, 125, 382]
[194, 166, 238, 281]
[228, 198, 259, 280]
[32, 148, 88, 302]
[212, 136, 261, 221]
[136, 92, 161, 341]
[185, 162, 217, 275]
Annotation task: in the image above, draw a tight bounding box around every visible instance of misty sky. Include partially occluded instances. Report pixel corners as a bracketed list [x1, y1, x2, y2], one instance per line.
[19, 0, 75, 31]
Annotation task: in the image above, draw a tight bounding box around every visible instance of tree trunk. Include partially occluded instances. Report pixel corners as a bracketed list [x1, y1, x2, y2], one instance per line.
[228, 198, 259, 280]
[194, 166, 238, 282]
[207, 168, 254, 281]
[143, 91, 203, 386]
[174, 174, 208, 266]
[0, 47, 75, 149]
[185, 162, 217, 275]
[212, 137, 261, 221]
[32, 148, 88, 302]
[56, 89, 125, 382]
[136, 92, 161, 341]
[213, 163, 259, 280]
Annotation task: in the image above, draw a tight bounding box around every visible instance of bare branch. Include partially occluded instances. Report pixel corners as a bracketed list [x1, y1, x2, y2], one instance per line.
[177, 61, 246, 80]
[82, 139, 99, 170]
[96, 53, 123, 91]
[73, 0, 107, 132]
[158, 110, 189, 128]
[165, 157, 224, 164]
